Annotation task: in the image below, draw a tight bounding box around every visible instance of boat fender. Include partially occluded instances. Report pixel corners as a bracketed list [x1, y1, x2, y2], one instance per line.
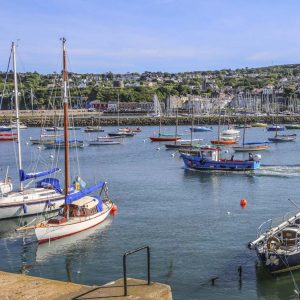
[267, 236, 280, 250]
[22, 204, 28, 214]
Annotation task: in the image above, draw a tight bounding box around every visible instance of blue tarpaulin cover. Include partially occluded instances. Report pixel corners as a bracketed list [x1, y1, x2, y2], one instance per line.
[36, 178, 62, 194]
[20, 168, 60, 181]
[65, 181, 105, 204]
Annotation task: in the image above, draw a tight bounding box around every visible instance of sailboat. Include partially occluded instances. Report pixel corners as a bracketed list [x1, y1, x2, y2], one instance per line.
[165, 101, 201, 149]
[17, 38, 115, 243]
[150, 95, 181, 142]
[211, 104, 237, 145]
[248, 206, 300, 274]
[232, 119, 271, 152]
[268, 104, 296, 142]
[0, 42, 66, 219]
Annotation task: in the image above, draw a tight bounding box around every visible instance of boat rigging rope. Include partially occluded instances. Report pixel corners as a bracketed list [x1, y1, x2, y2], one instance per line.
[0, 51, 12, 110]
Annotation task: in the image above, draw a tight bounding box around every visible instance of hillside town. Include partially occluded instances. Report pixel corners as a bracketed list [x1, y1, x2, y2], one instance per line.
[1, 64, 300, 115]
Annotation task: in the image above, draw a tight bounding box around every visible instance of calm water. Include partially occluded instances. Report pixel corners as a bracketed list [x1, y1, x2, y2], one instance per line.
[1, 125, 300, 300]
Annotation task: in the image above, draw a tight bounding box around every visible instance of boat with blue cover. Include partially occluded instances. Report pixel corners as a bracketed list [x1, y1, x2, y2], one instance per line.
[0, 42, 69, 219]
[17, 38, 115, 243]
[181, 146, 261, 172]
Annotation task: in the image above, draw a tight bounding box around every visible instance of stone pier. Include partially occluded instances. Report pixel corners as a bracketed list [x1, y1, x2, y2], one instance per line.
[0, 271, 172, 300]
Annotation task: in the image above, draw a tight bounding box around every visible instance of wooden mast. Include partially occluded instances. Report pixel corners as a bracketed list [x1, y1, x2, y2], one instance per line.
[62, 37, 69, 198]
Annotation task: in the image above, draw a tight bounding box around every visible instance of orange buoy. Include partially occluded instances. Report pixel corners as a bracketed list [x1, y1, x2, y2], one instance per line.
[110, 204, 118, 215]
[240, 198, 247, 208]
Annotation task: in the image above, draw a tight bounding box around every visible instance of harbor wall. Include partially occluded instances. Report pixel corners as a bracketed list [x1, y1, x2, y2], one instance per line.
[1, 114, 300, 127]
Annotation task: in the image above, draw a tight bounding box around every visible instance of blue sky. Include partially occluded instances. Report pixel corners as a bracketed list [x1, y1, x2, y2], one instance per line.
[1, 0, 300, 74]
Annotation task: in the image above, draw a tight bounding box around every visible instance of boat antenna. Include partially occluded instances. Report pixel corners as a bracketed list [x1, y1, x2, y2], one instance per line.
[12, 42, 23, 191]
[61, 37, 69, 198]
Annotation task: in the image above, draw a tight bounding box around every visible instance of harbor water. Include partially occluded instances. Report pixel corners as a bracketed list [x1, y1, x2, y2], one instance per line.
[1, 125, 300, 299]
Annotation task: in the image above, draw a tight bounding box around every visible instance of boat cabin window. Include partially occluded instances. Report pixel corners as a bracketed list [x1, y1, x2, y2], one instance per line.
[61, 205, 98, 217]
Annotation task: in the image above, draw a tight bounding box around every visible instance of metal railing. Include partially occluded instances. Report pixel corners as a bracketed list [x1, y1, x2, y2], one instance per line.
[123, 246, 151, 296]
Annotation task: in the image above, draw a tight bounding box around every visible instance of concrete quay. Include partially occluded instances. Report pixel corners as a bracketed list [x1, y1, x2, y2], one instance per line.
[0, 271, 172, 300]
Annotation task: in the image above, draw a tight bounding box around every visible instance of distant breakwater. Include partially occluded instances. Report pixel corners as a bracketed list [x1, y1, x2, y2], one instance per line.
[1, 115, 300, 127]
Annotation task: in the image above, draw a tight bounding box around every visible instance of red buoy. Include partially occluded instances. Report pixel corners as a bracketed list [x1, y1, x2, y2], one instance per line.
[110, 204, 118, 215]
[240, 199, 247, 208]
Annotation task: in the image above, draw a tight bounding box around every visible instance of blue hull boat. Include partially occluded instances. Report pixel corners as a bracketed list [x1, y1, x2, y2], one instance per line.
[249, 211, 300, 274]
[190, 126, 213, 132]
[181, 147, 261, 171]
[267, 125, 285, 132]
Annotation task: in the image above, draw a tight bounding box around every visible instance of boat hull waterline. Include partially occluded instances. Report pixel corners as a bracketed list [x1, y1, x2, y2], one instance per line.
[35, 204, 112, 243]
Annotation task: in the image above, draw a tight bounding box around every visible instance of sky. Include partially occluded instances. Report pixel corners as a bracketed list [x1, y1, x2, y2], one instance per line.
[1, 0, 300, 74]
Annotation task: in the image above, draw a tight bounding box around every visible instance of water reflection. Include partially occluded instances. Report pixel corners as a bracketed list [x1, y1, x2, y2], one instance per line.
[36, 219, 112, 262]
[255, 265, 300, 300]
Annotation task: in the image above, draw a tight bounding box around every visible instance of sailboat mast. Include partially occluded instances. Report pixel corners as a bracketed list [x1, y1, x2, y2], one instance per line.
[12, 42, 23, 191]
[175, 100, 178, 145]
[190, 101, 194, 144]
[117, 92, 120, 127]
[62, 37, 69, 196]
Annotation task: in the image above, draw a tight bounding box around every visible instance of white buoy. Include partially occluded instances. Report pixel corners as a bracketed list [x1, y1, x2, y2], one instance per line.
[156, 147, 161, 151]
[37, 146, 41, 150]
[227, 211, 231, 215]
[26, 142, 29, 145]
[49, 154, 54, 159]
[171, 152, 176, 157]
[143, 139, 146, 143]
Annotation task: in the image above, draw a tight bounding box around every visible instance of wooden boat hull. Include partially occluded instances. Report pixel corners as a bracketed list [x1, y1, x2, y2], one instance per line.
[233, 145, 270, 152]
[211, 140, 237, 145]
[150, 137, 181, 142]
[35, 203, 112, 243]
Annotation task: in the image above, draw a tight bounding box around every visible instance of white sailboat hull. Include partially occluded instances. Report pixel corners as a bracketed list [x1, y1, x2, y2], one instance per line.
[0, 197, 65, 219]
[0, 188, 65, 219]
[35, 206, 112, 244]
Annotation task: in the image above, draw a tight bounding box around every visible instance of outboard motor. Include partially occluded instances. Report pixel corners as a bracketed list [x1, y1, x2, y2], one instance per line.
[253, 154, 262, 161]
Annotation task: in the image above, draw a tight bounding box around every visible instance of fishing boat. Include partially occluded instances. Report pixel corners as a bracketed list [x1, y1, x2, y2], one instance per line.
[0, 42, 66, 219]
[268, 134, 297, 142]
[286, 124, 300, 130]
[267, 125, 285, 132]
[190, 126, 212, 132]
[17, 38, 114, 243]
[248, 208, 300, 274]
[252, 123, 268, 128]
[181, 146, 261, 172]
[84, 126, 104, 132]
